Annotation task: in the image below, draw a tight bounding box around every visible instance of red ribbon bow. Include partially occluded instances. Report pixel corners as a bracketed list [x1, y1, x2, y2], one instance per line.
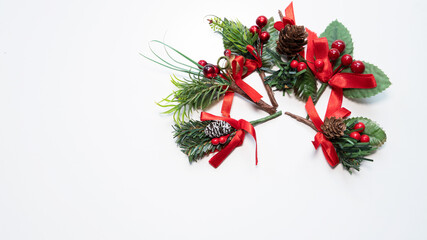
[274, 2, 296, 31]
[306, 33, 377, 116]
[244, 45, 263, 77]
[229, 46, 263, 103]
[306, 96, 351, 167]
[221, 45, 264, 117]
[200, 112, 258, 168]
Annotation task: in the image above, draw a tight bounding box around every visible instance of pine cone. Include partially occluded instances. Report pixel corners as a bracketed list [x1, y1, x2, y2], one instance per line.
[276, 25, 308, 57]
[321, 117, 346, 140]
[204, 121, 232, 138]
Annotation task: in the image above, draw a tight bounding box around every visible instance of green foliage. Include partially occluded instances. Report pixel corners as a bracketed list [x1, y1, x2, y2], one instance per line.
[158, 75, 229, 124]
[342, 61, 391, 98]
[212, 18, 258, 57]
[331, 122, 375, 173]
[331, 118, 386, 173]
[263, 49, 298, 92]
[173, 111, 282, 163]
[209, 16, 224, 32]
[142, 40, 231, 124]
[261, 17, 278, 69]
[345, 117, 387, 147]
[293, 68, 317, 101]
[263, 50, 316, 100]
[173, 120, 236, 163]
[319, 20, 354, 69]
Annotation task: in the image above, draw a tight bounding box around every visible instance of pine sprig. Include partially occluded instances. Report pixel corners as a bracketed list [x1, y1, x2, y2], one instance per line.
[158, 74, 229, 123]
[173, 111, 282, 163]
[173, 120, 236, 163]
[141, 40, 230, 123]
[263, 50, 307, 96]
[261, 17, 278, 69]
[331, 121, 376, 173]
[210, 18, 258, 57]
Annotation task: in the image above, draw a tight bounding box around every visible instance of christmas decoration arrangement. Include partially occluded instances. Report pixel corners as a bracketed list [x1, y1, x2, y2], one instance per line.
[143, 2, 390, 173]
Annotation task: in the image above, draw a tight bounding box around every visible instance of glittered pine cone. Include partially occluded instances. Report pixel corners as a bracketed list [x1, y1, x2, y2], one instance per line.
[320, 117, 346, 140]
[204, 121, 233, 138]
[276, 24, 308, 57]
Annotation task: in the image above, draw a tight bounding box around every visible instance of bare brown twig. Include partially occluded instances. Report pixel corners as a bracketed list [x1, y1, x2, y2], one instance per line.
[285, 111, 317, 132]
[258, 71, 279, 108]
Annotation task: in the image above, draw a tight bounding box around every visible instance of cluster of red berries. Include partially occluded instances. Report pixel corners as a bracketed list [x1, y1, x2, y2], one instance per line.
[198, 60, 220, 79]
[249, 16, 270, 43]
[325, 40, 365, 74]
[290, 60, 307, 72]
[349, 122, 370, 143]
[211, 134, 229, 145]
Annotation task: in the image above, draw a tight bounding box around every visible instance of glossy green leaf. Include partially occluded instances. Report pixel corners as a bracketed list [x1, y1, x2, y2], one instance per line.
[345, 117, 387, 147]
[319, 20, 353, 68]
[342, 61, 391, 98]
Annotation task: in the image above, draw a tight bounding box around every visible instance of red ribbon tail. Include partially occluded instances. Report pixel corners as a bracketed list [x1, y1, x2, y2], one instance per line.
[209, 130, 245, 168]
[221, 91, 234, 117]
[314, 132, 340, 167]
[325, 87, 343, 118]
[235, 79, 263, 103]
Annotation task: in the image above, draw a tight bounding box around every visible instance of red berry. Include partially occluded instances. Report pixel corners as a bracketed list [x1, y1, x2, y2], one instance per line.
[297, 62, 307, 72]
[360, 134, 370, 143]
[203, 64, 217, 78]
[354, 122, 365, 133]
[351, 61, 365, 74]
[314, 59, 324, 72]
[224, 49, 231, 57]
[341, 54, 353, 66]
[256, 16, 268, 28]
[219, 135, 228, 144]
[331, 40, 346, 53]
[290, 60, 299, 69]
[249, 25, 260, 35]
[259, 31, 270, 43]
[349, 131, 361, 141]
[198, 60, 207, 68]
[211, 138, 220, 145]
[328, 48, 340, 61]
[213, 65, 220, 74]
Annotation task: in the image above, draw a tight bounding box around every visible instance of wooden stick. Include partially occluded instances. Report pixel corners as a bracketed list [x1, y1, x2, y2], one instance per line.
[285, 112, 317, 132]
[259, 70, 278, 108]
[229, 82, 277, 115]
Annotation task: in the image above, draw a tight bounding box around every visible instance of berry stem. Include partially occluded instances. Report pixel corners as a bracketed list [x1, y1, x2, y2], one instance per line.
[259, 70, 279, 108]
[332, 64, 342, 75]
[250, 111, 282, 127]
[285, 112, 318, 132]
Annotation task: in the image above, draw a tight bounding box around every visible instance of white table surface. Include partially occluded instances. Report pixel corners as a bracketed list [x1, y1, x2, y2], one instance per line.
[1, 0, 426, 239]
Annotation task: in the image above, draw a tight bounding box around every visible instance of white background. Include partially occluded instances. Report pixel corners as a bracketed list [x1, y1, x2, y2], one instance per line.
[0, 0, 426, 239]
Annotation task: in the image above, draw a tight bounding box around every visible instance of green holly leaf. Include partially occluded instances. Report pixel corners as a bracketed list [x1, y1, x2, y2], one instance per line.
[345, 117, 387, 147]
[293, 69, 317, 101]
[319, 20, 353, 68]
[342, 61, 391, 98]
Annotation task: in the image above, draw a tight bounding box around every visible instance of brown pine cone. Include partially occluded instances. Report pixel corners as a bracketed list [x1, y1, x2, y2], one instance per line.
[321, 117, 346, 140]
[276, 25, 308, 57]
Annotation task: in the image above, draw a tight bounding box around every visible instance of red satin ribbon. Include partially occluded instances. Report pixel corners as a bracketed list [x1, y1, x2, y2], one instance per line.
[244, 45, 263, 78]
[306, 35, 377, 117]
[200, 112, 258, 168]
[305, 96, 351, 167]
[231, 48, 263, 103]
[274, 2, 296, 31]
[221, 91, 234, 118]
